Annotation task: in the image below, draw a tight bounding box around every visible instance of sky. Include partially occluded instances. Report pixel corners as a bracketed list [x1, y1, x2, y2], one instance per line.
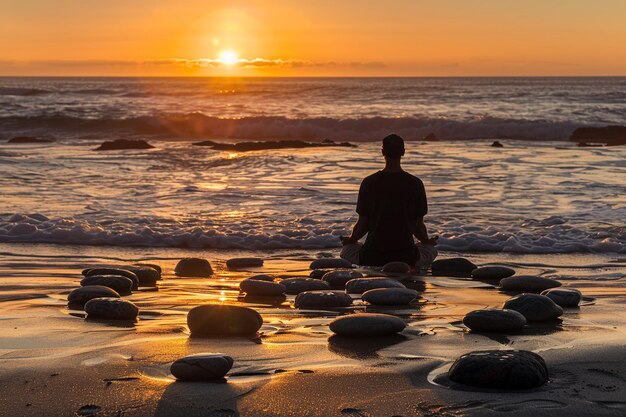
[1, 0, 625, 76]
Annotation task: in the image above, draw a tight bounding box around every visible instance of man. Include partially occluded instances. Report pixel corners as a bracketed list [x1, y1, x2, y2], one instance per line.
[340, 134, 438, 268]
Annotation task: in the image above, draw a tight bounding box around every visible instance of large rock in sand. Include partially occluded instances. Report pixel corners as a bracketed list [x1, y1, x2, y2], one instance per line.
[187, 305, 263, 336]
[500, 276, 561, 293]
[239, 279, 286, 296]
[85, 298, 139, 320]
[170, 354, 234, 381]
[431, 258, 477, 277]
[329, 313, 406, 337]
[280, 278, 330, 294]
[322, 270, 363, 288]
[462, 308, 527, 333]
[68, 286, 120, 307]
[125, 266, 160, 284]
[471, 266, 516, 280]
[345, 277, 406, 294]
[309, 258, 353, 269]
[80, 275, 133, 295]
[84, 268, 139, 289]
[175, 258, 213, 277]
[503, 293, 563, 322]
[361, 288, 419, 306]
[382, 261, 411, 274]
[226, 258, 264, 268]
[541, 288, 581, 307]
[448, 350, 549, 389]
[294, 291, 353, 309]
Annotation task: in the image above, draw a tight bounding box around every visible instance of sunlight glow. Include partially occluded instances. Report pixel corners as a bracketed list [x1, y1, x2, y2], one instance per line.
[219, 50, 239, 66]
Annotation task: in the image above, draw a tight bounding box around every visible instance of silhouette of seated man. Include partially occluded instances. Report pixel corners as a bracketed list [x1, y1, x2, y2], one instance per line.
[340, 134, 438, 268]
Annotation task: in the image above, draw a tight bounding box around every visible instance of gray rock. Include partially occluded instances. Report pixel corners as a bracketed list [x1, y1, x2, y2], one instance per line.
[226, 258, 264, 268]
[322, 270, 364, 288]
[541, 288, 581, 307]
[471, 266, 516, 280]
[382, 261, 411, 274]
[80, 275, 133, 295]
[329, 313, 406, 337]
[361, 288, 419, 306]
[84, 298, 139, 320]
[175, 258, 213, 277]
[239, 279, 286, 296]
[249, 274, 275, 282]
[500, 276, 561, 293]
[449, 350, 549, 389]
[462, 309, 527, 333]
[431, 258, 477, 277]
[170, 354, 234, 381]
[68, 286, 120, 307]
[503, 293, 563, 322]
[345, 277, 406, 294]
[309, 269, 328, 279]
[280, 278, 330, 294]
[310, 258, 353, 269]
[125, 266, 160, 284]
[187, 305, 263, 336]
[294, 291, 353, 309]
[84, 268, 139, 289]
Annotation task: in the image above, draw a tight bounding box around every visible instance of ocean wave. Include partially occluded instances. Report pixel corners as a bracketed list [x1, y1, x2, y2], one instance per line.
[0, 87, 51, 96]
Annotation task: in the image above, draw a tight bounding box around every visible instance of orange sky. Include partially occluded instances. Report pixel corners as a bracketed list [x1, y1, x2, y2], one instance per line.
[1, 0, 625, 76]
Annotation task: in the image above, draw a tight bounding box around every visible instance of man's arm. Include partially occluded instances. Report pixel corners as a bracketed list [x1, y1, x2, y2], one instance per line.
[413, 217, 438, 245]
[341, 215, 369, 245]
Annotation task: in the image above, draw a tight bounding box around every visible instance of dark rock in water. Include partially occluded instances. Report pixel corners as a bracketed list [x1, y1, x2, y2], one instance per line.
[471, 266, 516, 280]
[249, 274, 275, 282]
[68, 286, 120, 307]
[462, 308, 527, 333]
[491, 141, 504, 147]
[500, 276, 561, 293]
[280, 278, 330, 294]
[294, 291, 353, 309]
[322, 270, 364, 288]
[329, 313, 406, 337]
[310, 258, 353, 269]
[226, 257, 264, 268]
[136, 263, 162, 274]
[448, 350, 549, 389]
[361, 288, 419, 305]
[8, 136, 54, 144]
[192, 139, 357, 151]
[431, 258, 477, 277]
[85, 298, 139, 320]
[570, 125, 626, 146]
[345, 277, 406, 294]
[239, 279, 286, 296]
[94, 139, 155, 151]
[187, 305, 263, 336]
[125, 266, 160, 284]
[80, 275, 133, 295]
[503, 293, 563, 322]
[541, 288, 581, 307]
[175, 258, 213, 277]
[309, 269, 328, 279]
[382, 261, 411, 274]
[84, 268, 139, 290]
[170, 354, 234, 381]
[423, 133, 438, 141]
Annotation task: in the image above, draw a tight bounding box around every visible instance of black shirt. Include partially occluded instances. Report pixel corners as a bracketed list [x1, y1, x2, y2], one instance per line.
[356, 171, 428, 266]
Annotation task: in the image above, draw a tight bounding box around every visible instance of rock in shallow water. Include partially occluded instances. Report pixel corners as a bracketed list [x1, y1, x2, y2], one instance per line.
[294, 291, 353, 309]
[500, 276, 561, 293]
[448, 350, 549, 389]
[322, 270, 364, 288]
[85, 298, 139, 320]
[503, 293, 563, 322]
[541, 288, 581, 307]
[170, 354, 234, 381]
[462, 308, 527, 333]
[239, 279, 286, 296]
[68, 286, 121, 307]
[309, 258, 353, 269]
[345, 277, 406, 294]
[187, 305, 263, 336]
[226, 258, 264, 268]
[175, 258, 213, 277]
[329, 313, 406, 337]
[248, 274, 275, 282]
[125, 266, 160, 284]
[280, 278, 330, 294]
[309, 269, 328, 279]
[361, 288, 419, 305]
[80, 275, 133, 295]
[84, 268, 139, 289]
[136, 263, 162, 274]
[382, 261, 411, 274]
[431, 258, 477, 277]
[471, 266, 516, 280]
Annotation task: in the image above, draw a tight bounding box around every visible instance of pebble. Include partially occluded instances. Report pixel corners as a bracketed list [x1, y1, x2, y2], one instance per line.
[187, 305, 263, 336]
[500, 276, 561, 293]
[329, 313, 406, 337]
[294, 291, 353, 309]
[80, 275, 133, 295]
[170, 354, 234, 381]
[280, 278, 330, 294]
[226, 258, 264, 268]
[175, 258, 214, 277]
[125, 266, 160, 284]
[322, 270, 364, 288]
[68, 286, 120, 307]
[345, 277, 406, 294]
[84, 298, 139, 320]
[431, 258, 477, 277]
[309, 258, 353, 269]
[136, 263, 162, 274]
[471, 266, 516, 280]
[462, 308, 527, 333]
[541, 288, 581, 307]
[309, 269, 328, 279]
[448, 350, 549, 389]
[503, 293, 563, 322]
[249, 274, 275, 282]
[361, 288, 419, 305]
[84, 268, 139, 290]
[239, 279, 286, 296]
[382, 261, 411, 274]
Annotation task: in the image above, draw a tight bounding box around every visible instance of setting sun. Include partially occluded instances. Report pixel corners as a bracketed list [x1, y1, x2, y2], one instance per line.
[218, 50, 239, 66]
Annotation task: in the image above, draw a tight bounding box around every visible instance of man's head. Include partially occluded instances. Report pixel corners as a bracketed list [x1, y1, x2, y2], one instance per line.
[382, 134, 405, 160]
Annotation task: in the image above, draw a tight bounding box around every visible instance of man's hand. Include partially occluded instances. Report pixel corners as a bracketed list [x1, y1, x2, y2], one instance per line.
[423, 235, 438, 246]
[340, 235, 357, 245]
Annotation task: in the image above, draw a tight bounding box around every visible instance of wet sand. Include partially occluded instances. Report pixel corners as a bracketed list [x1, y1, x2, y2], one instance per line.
[1, 243, 625, 416]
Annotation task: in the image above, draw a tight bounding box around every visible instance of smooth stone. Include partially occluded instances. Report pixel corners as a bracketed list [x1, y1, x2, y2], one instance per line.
[294, 291, 353, 309]
[448, 350, 549, 389]
[462, 309, 527, 333]
[471, 266, 516, 280]
[84, 298, 139, 320]
[125, 266, 160, 284]
[503, 293, 563, 322]
[361, 288, 419, 306]
[175, 258, 213, 277]
[382, 261, 411, 274]
[94, 139, 154, 151]
[226, 258, 264, 268]
[187, 305, 263, 336]
[541, 288, 581, 307]
[309, 258, 353, 269]
[68, 286, 121, 307]
[136, 263, 162, 274]
[80, 275, 133, 295]
[309, 269, 328, 279]
[322, 270, 364, 288]
[500, 276, 561, 293]
[249, 274, 275, 282]
[170, 354, 234, 381]
[84, 268, 139, 289]
[345, 277, 406, 294]
[329, 313, 406, 337]
[431, 258, 477, 277]
[280, 278, 330, 295]
[239, 279, 286, 296]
